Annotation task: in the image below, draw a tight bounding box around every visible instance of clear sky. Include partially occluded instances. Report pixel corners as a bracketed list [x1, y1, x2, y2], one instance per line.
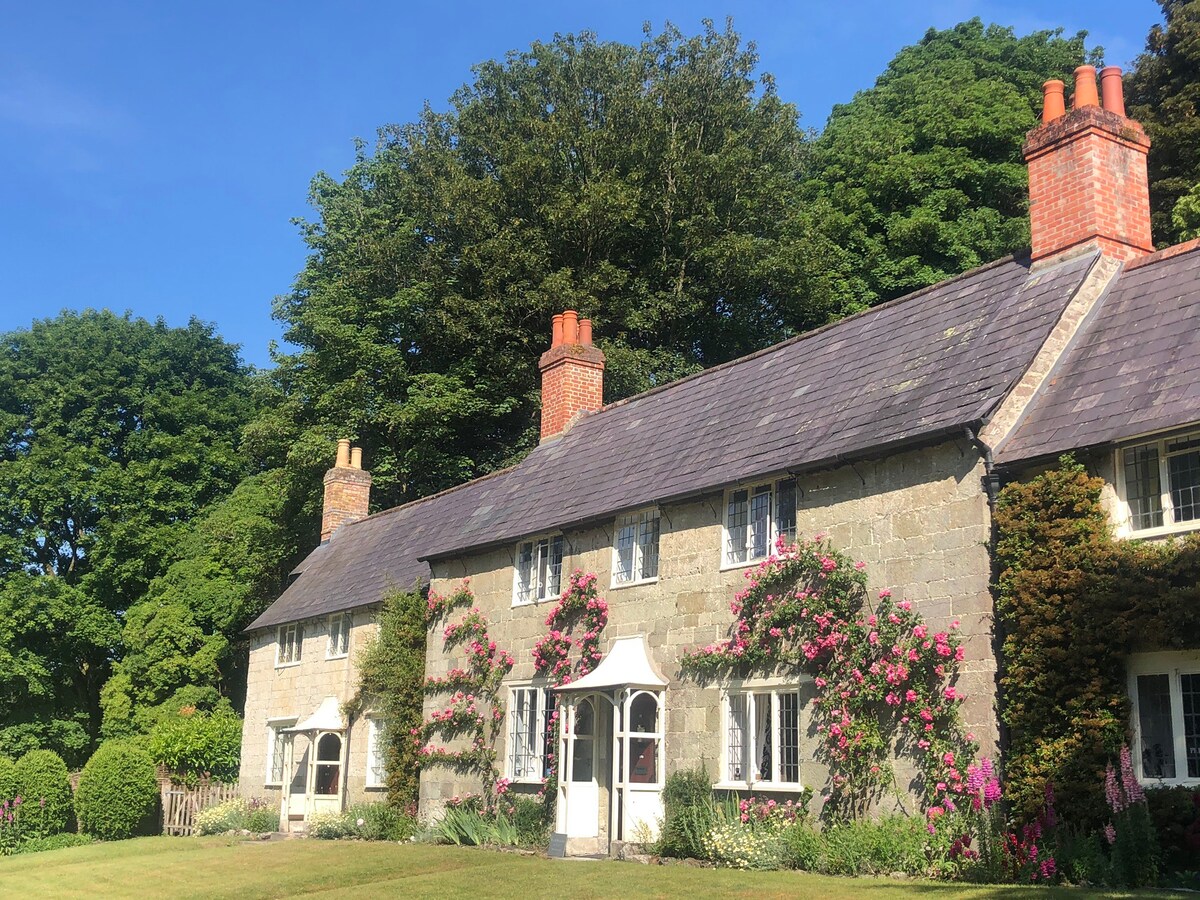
[0, 0, 1162, 368]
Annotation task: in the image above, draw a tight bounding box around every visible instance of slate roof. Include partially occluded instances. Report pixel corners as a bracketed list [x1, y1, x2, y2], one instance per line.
[996, 245, 1200, 465]
[248, 250, 1099, 631]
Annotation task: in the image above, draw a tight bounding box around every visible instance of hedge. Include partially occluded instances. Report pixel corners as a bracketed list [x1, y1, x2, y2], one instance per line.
[13, 750, 73, 835]
[75, 741, 159, 840]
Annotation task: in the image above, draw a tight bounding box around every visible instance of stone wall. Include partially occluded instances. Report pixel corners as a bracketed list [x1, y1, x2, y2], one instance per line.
[419, 439, 998, 817]
[238, 607, 383, 806]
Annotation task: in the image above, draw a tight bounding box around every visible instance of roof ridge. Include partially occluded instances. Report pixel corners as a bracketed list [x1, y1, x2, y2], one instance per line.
[593, 253, 1027, 417]
[1125, 238, 1200, 271]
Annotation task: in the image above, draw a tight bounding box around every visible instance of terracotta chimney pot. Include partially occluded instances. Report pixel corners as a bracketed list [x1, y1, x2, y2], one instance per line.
[1100, 66, 1125, 117]
[562, 310, 579, 344]
[551, 314, 564, 348]
[1041, 80, 1066, 123]
[350, 446, 363, 469]
[578, 318, 593, 346]
[335, 438, 351, 468]
[1072, 65, 1099, 109]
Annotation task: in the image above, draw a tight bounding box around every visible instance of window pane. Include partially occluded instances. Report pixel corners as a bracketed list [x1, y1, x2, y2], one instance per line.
[638, 513, 660, 580]
[615, 519, 636, 584]
[630, 693, 657, 733]
[629, 738, 658, 784]
[549, 536, 564, 596]
[1124, 445, 1164, 530]
[727, 694, 747, 781]
[779, 692, 800, 784]
[727, 490, 748, 564]
[776, 479, 797, 545]
[753, 694, 773, 780]
[368, 720, 386, 786]
[535, 540, 549, 599]
[750, 486, 772, 559]
[542, 690, 556, 779]
[1137, 673, 1176, 779]
[1168, 450, 1200, 523]
[270, 728, 288, 783]
[1183, 674, 1200, 779]
[510, 689, 538, 780]
[517, 542, 534, 602]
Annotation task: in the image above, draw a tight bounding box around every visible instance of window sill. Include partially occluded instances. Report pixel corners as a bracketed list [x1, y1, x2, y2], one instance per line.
[713, 781, 808, 793]
[1139, 777, 1200, 788]
[264, 782, 282, 789]
[274, 661, 301, 670]
[719, 556, 769, 573]
[512, 597, 554, 609]
[325, 653, 349, 661]
[1122, 521, 1200, 541]
[365, 784, 388, 791]
[610, 576, 659, 591]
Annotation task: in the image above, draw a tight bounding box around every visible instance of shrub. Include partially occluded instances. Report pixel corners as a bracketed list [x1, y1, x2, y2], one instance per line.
[14, 750, 73, 836]
[703, 819, 786, 870]
[506, 795, 551, 847]
[195, 797, 277, 835]
[308, 811, 352, 840]
[818, 815, 928, 876]
[1146, 787, 1200, 872]
[658, 767, 716, 859]
[0, 756, 17, 801]
[12, 833, 93, 854]
[345, 802, 417, 842]
[436, 805, 518, 846]
[75, 741, 159, 840]
[148, 707, 242, 784]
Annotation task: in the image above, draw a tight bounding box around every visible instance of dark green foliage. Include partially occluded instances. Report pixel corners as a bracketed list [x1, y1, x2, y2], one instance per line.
[267, 21, 864, 511]
[1146, 787, 1200, 871]
[11, 832, 92, 854]
[994, 457, 1200, 826]
[0, 311, 252, 761]
[13, 750, 72, 836]
[353, 587, 427, 808]
[146, 707, 243, 784]
[508, 795, 552, 847]
[1126, 0, 1200, 244]
[808, 18, 1092, 303]
[345, 801, 417, 842]
[0, 756, 16, 801]
[658, 766, 716, 859]
[75, 741, 159, 840]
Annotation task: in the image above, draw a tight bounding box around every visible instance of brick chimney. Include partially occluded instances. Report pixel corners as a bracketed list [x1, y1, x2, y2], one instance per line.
[321, 438, 371, 542]
[1024, 65, 1152, 263]
[538, 310, 605, 441]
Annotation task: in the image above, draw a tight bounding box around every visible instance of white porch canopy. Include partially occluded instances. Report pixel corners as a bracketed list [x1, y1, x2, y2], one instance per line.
[285, 696, 346, 732]
[554, 636, 668, 693]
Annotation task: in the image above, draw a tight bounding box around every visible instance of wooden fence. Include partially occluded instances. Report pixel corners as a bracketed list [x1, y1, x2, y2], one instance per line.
[160, 779, 240, 836]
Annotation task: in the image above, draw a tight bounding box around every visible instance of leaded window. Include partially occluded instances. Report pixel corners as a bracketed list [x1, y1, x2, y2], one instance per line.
[724, 478, 798, 566]
[276, 623, 303, 666]
[1122, 433, 1200, 534]
[515, 536, 564, 604]
[327, 612, 352, 658]
[613, 508, 660, 585]
[508, 686, 555, 781]
[723, 685, 802, 786]
[1130, 653, 1200, 784]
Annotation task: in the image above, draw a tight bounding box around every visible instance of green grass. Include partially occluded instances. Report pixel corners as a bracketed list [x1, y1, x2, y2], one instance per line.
[0, 837, 1179, 899]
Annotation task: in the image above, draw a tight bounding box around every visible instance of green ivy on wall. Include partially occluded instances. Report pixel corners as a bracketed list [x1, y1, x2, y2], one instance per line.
[994, 457, 1200, 826]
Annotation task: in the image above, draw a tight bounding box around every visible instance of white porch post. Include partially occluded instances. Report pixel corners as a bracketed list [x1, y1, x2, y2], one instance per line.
[279, 735, 293, 832]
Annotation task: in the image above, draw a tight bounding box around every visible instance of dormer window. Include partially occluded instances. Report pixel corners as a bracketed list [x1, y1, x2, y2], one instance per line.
[1119, 432, 1200, 536]
[612, 508, 660, 587]
[723, 478, 797, 567]
[514, 535, 564, 605]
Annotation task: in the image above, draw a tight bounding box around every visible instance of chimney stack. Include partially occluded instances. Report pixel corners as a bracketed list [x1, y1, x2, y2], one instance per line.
[1024, 65, 1152, 263]
[321, 438, 371, 542]
[538, 309, 605, 441]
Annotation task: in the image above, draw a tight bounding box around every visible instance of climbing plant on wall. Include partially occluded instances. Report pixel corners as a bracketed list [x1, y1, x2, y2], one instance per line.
[680, 536, 976, 821]
[994, 456, 1200, 826]
[531, 571, 609, 801]
[418, 581, 514, 807]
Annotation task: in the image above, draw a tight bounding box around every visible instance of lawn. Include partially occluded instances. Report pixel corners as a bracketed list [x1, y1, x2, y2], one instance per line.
[0, 837, 1178, 899]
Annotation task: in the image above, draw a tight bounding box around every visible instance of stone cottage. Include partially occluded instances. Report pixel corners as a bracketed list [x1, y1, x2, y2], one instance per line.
[239, 65, 1200, 847]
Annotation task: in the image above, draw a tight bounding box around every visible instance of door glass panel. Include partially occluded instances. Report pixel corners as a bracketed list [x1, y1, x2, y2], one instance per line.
[1137, 673, 1176, 779]
[628, 738, 657, 784]
[315, 733, 342, 795]
[571, 736, 594, 782]
[289, 736, 310, 794]
[629, 693, 657, 733]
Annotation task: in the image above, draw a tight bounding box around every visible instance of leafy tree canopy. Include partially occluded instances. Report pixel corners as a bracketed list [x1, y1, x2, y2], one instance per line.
[808, 19, 1093, 302]
[0, 310, 251, 762]
[1126, 0, 1200, 245]
[266, 20, 867, 508]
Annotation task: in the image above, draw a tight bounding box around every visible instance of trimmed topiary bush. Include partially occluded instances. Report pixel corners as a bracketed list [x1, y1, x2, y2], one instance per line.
[75, 741, 159, 840]
[0, 756, 17, 802]
[13, 750, 72, 836]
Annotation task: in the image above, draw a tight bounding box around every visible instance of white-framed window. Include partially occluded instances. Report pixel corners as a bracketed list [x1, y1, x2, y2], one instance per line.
[275, 623, 303, 667]
[1129, 651, 1200, 785]
[514, 535, 564, 605]
[723, 478, 797, 567]
[1119, 432, 1200, 537]
[612, 508, 661, 587]
[719, 682, 803, 789]
[507, 684, 555, 782]
[265, 718, 296, 785]
[365, 717, 387, 788]
[327, 611, 352, 659]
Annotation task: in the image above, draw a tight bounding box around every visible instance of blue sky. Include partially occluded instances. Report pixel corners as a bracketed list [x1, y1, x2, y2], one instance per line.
[0, 0, 1161, 368]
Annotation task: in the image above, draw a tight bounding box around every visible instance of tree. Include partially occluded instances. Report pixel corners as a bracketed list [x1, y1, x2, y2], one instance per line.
[0, 311, 251, 762]
[808, 19, 1093, 302]
[1126, 0, 1200, 245]
[267, 20, 865, 510]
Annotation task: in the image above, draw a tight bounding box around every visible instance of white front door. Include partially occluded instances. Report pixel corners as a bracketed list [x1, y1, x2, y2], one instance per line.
[310, 732, 344, 815]
[285, 735, 309, 822]
[561, 696, 600, 839]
